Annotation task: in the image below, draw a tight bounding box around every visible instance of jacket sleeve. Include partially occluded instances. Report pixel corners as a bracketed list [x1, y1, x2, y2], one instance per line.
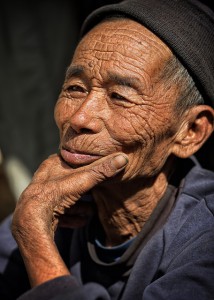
[17, 275, 111, 300]
[0, 215, 31, 299]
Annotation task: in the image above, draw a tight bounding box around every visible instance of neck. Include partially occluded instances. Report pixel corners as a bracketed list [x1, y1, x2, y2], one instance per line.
[92, 168, 172, 247]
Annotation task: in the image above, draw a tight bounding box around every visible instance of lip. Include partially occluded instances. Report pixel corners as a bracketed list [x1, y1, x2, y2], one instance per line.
[60, 148, 102, 166]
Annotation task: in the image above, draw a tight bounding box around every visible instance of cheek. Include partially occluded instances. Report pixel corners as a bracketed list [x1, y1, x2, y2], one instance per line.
[54, 98, 74, 130]
[106, 111, 148, 176]
[106, 108, 177, 179]
[54, 103, 61, 129]
[107, 108, 150, 147]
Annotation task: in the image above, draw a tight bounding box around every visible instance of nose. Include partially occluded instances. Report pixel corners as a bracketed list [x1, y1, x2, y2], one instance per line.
[69, 92, 104, 134]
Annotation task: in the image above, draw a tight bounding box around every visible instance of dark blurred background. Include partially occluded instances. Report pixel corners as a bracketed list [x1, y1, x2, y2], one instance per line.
[0, 0, 213, 221]
[0, 0, 121, 221]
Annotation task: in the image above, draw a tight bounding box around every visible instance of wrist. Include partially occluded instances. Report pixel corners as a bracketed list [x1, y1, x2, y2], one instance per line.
[12, 218, 69, 287]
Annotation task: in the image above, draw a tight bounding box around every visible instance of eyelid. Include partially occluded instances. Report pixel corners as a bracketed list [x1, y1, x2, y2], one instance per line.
[111, 92, 127, 100]
[63, 77, 88, 92]
[108, 85, 144, 106]
[66, 84, 86, 92]
[108, 84, 131, 100]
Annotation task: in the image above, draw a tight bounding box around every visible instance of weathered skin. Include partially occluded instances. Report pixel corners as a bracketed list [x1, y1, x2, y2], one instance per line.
[12, 19, 214, 288]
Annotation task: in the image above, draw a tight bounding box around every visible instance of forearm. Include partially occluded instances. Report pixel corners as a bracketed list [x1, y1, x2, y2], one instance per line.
[17, 233, 70, 287]
[19, 237, 70, 287]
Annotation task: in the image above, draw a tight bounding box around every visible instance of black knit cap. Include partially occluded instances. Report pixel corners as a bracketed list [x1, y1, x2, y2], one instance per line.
[81, 0, 214, 107]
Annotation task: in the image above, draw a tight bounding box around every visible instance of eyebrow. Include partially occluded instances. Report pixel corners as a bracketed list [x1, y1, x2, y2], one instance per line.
[65, 65, 84, 80]
[108, 72, 140, 88]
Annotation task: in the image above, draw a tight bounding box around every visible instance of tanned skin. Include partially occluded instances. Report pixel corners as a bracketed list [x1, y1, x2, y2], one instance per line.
[12, 19, 214, 287]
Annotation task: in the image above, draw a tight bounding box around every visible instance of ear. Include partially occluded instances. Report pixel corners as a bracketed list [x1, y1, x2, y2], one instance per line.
[171, 105, 214, 158]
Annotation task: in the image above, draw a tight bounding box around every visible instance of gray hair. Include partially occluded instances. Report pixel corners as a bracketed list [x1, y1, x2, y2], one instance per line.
[161, 55, 204, 115]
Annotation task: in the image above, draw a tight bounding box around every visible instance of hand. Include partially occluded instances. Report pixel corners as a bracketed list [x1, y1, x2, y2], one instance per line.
[12, 153, 128, 236]
[11, 152, 128, 286]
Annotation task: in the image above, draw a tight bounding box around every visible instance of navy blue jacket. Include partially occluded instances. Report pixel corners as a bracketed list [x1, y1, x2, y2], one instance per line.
[0, 160, 214, 300]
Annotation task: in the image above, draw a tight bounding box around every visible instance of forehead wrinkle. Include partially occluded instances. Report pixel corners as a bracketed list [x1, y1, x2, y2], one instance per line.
[81, 32, 169, 74]
[80, 23, 167, 59]
[80, 43, 148, 74]
[93, 19, 169, 47]
[90, 20, 172, 60]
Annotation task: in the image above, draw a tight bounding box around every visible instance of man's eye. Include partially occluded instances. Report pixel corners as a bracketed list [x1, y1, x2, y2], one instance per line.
[111, 92, 126, 101]
[66, 85, 86, 93]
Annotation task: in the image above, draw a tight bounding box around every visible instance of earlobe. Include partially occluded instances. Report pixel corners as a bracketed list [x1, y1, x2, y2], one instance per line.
[171, 105, 214, 158]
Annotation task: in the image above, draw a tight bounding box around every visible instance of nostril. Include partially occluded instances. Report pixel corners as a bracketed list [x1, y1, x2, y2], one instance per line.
[80, 128, 93, 134]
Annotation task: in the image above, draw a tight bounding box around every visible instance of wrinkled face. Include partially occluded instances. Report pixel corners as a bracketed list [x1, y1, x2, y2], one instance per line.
[55, 19, 181, 180]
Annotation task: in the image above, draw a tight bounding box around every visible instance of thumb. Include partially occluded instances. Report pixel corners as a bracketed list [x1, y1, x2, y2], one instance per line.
[78, 153, 128, 184]
[90, 153, 129, 179]
[55, 154, 128, 212]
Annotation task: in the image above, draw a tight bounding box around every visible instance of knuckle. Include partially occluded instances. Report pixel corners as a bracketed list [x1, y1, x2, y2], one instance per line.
[90, 161, 116, 180]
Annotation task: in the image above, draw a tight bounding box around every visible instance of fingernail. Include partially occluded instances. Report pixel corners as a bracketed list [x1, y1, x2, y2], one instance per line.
[112, 155, 128, 169]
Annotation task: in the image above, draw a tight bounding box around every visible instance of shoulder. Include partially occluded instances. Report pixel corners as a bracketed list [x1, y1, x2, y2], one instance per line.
[171, 162, 214, 225]
[178, 164, 214, 219]
[142, 166, 214, 299]
[160, 164, 214, 266]
[182, 163, 214, 200]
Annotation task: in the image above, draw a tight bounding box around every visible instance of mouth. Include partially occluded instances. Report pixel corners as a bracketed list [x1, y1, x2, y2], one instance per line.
[60, 147, 102, 166]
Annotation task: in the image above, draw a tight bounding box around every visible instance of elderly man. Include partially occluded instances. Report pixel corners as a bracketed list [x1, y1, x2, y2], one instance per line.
[0, 0, 214, 299]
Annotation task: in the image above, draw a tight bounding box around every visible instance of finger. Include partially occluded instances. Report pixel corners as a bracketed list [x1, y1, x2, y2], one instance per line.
[32, 154, 60, 180]
[53, 154, 128, 213]
[32, 154, 72, 183]
[76, 153, 129, 187]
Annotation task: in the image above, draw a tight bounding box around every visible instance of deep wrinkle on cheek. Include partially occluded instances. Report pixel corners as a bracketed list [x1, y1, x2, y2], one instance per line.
[106, 113, 143, 146]
[54, 99, 72, 129]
